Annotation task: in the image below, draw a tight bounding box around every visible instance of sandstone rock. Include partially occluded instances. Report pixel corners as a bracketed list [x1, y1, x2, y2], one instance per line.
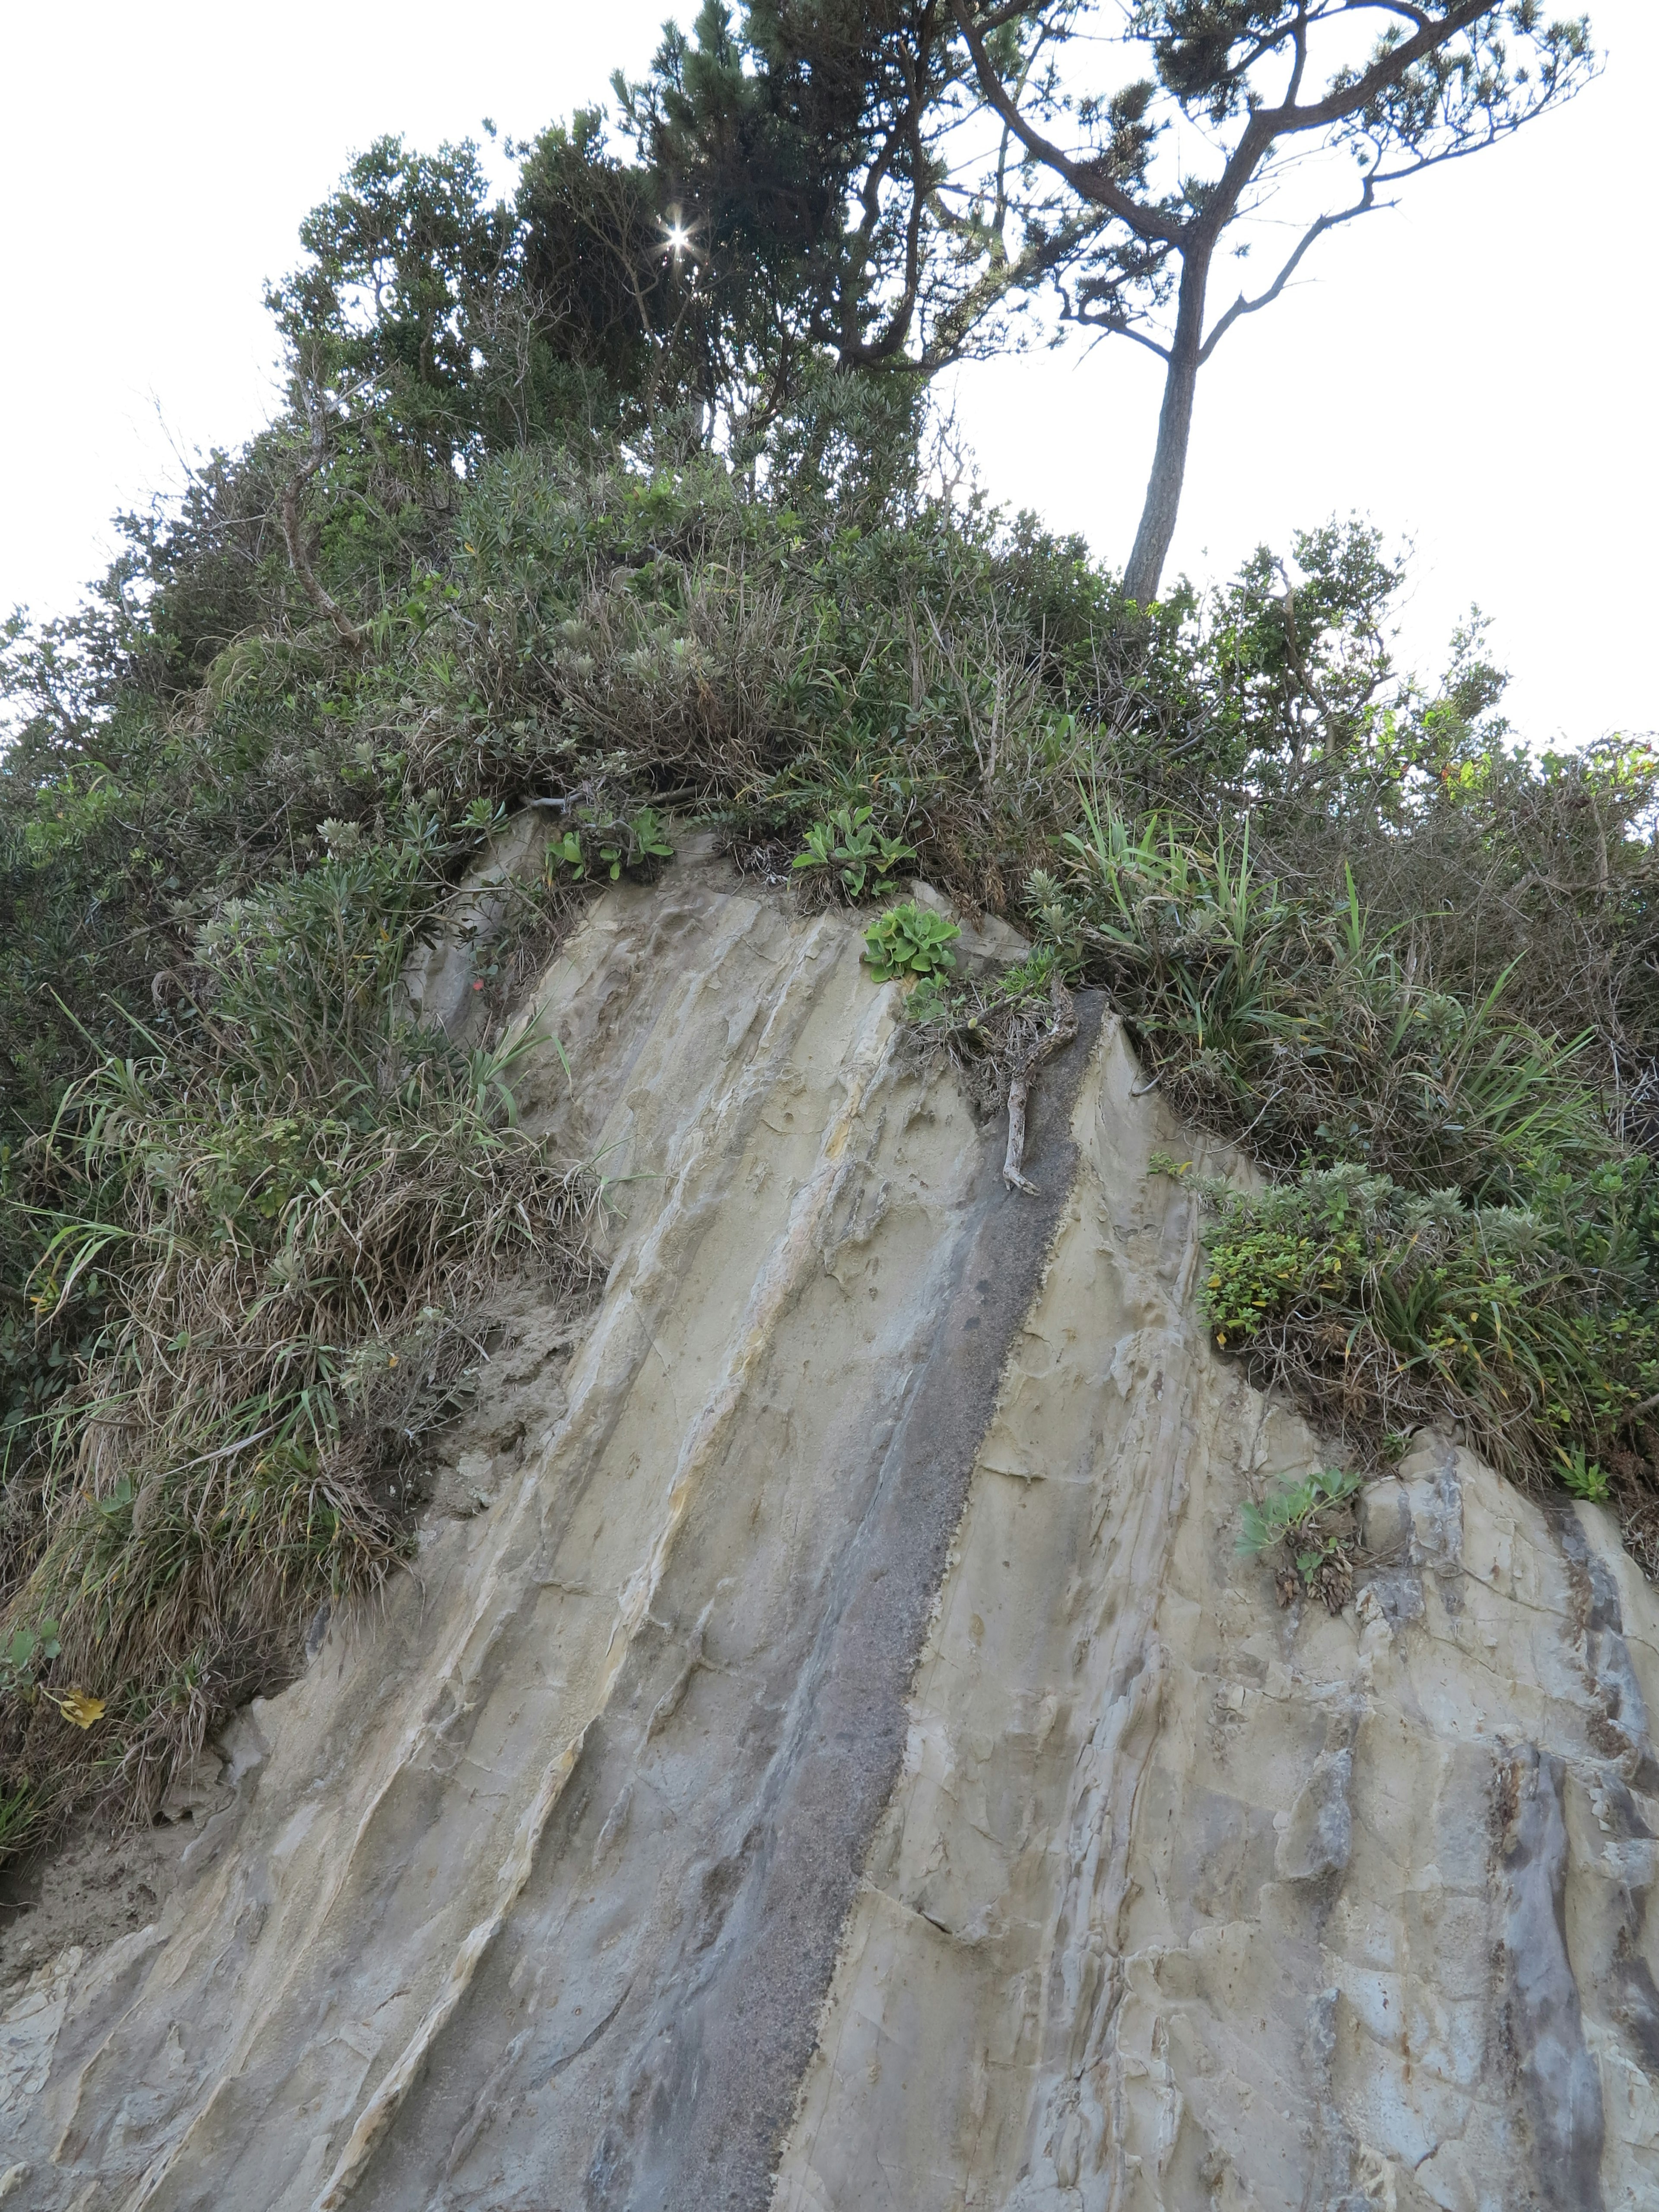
[3, 862, 1656, 2210]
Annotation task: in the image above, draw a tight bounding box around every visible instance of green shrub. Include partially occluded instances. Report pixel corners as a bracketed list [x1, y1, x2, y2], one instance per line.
[1, 1023, 601, 1847]
[1171, 1158, 1659, 1519]
[543, 802, 675, 884]
[1033, 798, 1607, 1199]
[863, 902, 960, 982]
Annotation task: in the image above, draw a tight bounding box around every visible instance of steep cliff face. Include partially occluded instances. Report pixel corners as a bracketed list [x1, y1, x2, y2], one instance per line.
[4, 850, 1657, 2211]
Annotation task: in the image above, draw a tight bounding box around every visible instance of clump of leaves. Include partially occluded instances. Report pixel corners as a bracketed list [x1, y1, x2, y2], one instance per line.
[544, 803, 675, 884]
[1557, 1444, 1611, 1504]
[0, 1616, 59, 1698]
[1237, 1466, 1363, 1613]
[793, 806, 915, 901]
[863, 901, 960, 982]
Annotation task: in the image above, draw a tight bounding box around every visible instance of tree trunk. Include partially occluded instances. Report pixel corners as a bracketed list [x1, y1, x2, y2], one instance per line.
[1122, 243, 1213, 606]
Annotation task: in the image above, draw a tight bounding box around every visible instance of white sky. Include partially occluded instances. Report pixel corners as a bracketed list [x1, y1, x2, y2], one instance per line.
[3, 1, 1652, 745]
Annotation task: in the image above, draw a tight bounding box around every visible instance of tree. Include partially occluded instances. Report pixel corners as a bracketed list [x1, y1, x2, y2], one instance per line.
[953, 2, 1598, 603]
[611, 0, 1084, 444]
[267, 137, 516, 474]
[265, 13, 1082, 499]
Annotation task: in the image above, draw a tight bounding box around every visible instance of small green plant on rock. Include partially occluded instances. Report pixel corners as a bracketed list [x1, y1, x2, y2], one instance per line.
[1238, 1467, 1363, 1613]
[544, 804, 675, 884]
[1557, 1444, 1611, 1503]
[793, 806, 915, 900]
[863, 901, 959, 982]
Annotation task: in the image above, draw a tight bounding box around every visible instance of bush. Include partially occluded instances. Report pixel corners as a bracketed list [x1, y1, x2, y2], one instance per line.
[0, 787, 602, 1853]
[1031, 798, 1609, 1196]
[1170, 1158, 1659, 1563]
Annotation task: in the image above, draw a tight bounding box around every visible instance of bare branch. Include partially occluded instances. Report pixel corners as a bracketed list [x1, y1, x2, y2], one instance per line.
[1065, 298, 1173, 363]
[280, 396, 364, 652]
[1198, 172, 1380, 361]
[952, 1, 1187, 245]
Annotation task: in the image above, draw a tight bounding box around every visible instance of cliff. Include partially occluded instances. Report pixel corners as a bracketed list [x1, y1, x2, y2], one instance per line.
[3, 845, 1655, 2209]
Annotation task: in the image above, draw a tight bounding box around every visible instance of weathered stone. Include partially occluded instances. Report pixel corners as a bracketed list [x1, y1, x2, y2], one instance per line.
[4, 856, 1658, 2211]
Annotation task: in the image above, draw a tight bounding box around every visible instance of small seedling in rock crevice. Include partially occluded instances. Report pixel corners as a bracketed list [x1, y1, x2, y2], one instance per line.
[1237, 1467, 1362, 1613]
[863, 901, 959, 982]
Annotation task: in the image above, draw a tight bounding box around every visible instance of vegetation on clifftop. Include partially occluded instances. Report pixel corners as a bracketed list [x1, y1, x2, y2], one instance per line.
[1, 5, 1645, 1860]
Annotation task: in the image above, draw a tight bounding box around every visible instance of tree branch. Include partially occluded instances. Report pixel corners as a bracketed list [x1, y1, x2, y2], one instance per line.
[952, 0, 1186, 245]
[1065, 298, 1173, 363]
[1198, 172, 1379, 361]
[1259, 0, 1498, 139]
[280, 400, 364, 652]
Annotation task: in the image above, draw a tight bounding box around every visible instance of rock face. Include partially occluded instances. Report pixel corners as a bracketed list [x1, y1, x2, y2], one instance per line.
[4, 851, 1659, 2211]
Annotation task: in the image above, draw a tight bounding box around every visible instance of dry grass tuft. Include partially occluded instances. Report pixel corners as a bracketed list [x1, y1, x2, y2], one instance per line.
[0, 1023, 601, 1855]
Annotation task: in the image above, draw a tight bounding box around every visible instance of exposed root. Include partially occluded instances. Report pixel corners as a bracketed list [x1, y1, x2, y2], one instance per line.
[1001, 977, 1078, 1195]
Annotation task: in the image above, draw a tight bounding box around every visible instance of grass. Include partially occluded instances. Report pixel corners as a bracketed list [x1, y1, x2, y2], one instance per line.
[0, 874, 602, 1850]
[1026, 797, 1659, 1553]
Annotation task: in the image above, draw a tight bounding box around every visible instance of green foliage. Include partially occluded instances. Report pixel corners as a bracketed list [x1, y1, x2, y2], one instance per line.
[792, 806, 915, 900]
[1036, 796, 1606, 1198]
[268, 135, 518, 471]
[3, 64, 1656, 1864]
[1, 1013, 600, 1848]
[0, 1781, 40, 1858]
[863, 902, 960, 983]
[1177, 1159, 1659, 1496]
[1557, 1445, 1611, 1505]
[0, 1617, 60, 1698]
[1237, 1466, 1360, 1558]
[0, 756, 603, 1852]
[1236, 1466, 1362, 1611]
[543, 804, 676, 884]
[611, 0, 1042, 426]
[905, 945, 1076, 1114]
[908, 944, 1067, 1030]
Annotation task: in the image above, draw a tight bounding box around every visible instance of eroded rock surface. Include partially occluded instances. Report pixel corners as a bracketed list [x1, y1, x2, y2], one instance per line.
[3, 855, 1657, 2210]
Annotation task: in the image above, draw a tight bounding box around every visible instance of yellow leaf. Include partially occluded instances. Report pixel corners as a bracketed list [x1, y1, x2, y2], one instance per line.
[52, 1688, 106, 1729]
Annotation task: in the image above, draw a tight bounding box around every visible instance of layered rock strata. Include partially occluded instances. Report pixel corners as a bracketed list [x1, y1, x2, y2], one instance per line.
[3, 852, 1656, 2210]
